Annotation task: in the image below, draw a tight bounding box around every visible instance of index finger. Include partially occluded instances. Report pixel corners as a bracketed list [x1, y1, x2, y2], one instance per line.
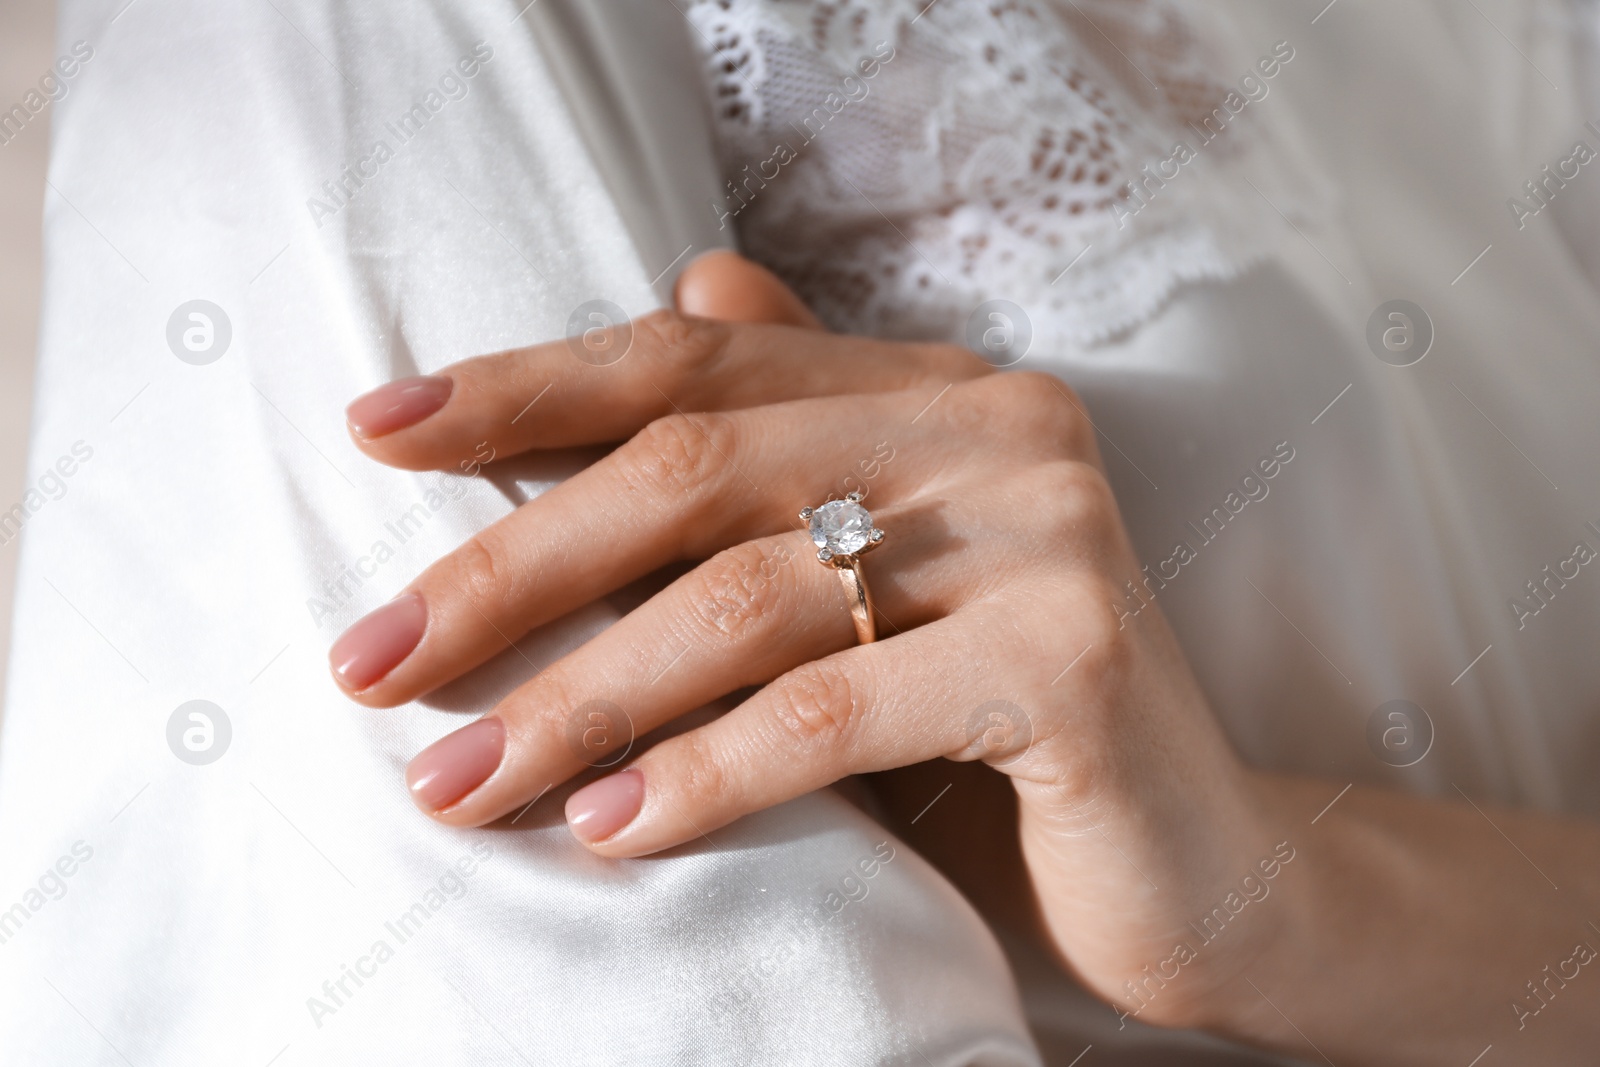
[343, 309, 988, 471]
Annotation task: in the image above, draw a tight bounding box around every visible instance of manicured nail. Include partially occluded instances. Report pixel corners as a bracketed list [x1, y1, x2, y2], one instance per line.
[346, 375, 453, 438]
[566, 769, 645, 844]
[329, 593, 427, 691]
[406, 716, 506, 812]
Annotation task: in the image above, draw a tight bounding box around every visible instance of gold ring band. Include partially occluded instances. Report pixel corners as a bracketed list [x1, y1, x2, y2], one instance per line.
[834, 558, 877, 645]
[801, 492, 885, 647]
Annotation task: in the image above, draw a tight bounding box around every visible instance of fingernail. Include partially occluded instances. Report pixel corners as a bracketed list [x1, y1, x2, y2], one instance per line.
[329, 593, 427, 691]
[346, 375, 453, 438]
[566, 769, 645, 844]
[406, 716, 506, 812]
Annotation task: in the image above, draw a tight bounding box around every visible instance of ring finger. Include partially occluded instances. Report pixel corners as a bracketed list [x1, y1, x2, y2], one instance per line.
[404, 493, 999, 826]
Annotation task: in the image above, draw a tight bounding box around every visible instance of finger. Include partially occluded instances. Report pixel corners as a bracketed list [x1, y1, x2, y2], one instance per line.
[673, 250, 824, 330]
[402, 507, 970, 825]
[331, 373, 1096, 706]
[343, 311, 987, 471]
[563, 591, 1106, 857]
[330, 385, 959, 706]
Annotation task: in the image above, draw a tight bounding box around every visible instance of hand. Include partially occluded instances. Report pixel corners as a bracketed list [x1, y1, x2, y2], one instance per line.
[329, 252, 1284, 1028]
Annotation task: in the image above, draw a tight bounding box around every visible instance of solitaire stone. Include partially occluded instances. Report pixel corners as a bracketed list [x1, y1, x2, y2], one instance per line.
[809, 499, 872, 556]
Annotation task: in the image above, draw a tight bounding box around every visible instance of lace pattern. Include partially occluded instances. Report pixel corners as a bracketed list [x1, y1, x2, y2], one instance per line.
[686, 0, 1334, 350]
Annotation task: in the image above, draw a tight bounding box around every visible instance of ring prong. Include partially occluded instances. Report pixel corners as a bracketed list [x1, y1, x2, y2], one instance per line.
[846, 491, 863, 503]
[799, 506, 814, 520]
[817, 548, 833, 563]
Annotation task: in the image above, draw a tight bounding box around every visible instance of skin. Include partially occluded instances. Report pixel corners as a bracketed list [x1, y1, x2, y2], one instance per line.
[334, 252, 1600, 1063]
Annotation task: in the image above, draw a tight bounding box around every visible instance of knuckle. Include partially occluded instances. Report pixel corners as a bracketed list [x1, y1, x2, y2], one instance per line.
[1005, 368, 1076, 409]
[634, 308, 731, 381]
[670, 730, 736, 812]
[1003, 578, 1142, 779]
[1030, 460, 1120, 540]
[685, 541, 789, 641]
[1055, 575, 1137, 683]
[441, 527, 522, 612]
[913, 341, 994, 381]
[623, 411, 738, 498]
[1081, 581, 1136, 661]
[998, 371, 1094, 455]
[767, 663, 866, 752]
[522, 668, 626, 759]
[525, 667, 586, 732]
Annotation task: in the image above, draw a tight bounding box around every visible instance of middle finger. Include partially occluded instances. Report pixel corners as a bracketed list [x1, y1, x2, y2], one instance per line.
[330, 386, 967, 707]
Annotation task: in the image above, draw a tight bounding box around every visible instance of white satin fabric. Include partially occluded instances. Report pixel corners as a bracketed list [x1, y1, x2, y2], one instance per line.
[0, 2, 1041, 1064]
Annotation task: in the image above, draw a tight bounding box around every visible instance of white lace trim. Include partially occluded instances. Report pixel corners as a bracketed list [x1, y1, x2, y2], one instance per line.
[686, 0, 1335, 350]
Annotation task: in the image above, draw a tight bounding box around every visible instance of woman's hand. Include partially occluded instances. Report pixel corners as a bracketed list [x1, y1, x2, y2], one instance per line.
[329, 253, 1285, 1027]
[330, 254, 1600, 1062]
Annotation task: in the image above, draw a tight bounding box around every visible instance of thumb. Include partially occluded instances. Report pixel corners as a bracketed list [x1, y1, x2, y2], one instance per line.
[674, 249, 825, 330]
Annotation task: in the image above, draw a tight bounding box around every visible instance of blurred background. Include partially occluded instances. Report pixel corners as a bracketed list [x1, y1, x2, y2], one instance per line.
[0, 0, 53, 706]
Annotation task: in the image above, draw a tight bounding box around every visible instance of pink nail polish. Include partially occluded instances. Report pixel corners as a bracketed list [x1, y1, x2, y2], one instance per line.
[407, 716, 506, 812]
[566, 769, 645, 844]
[346, 375, 453, 438]
[329, 593, 427, 691]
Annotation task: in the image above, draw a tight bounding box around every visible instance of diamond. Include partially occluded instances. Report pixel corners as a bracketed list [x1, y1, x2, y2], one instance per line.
[809, 499, 873, 556]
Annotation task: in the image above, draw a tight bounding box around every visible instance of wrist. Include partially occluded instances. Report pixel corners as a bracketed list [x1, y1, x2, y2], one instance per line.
[1161, 768, 1313, 1035]
[1191, 771, 1366, 1046]
[1015, 762, 1305, 1033]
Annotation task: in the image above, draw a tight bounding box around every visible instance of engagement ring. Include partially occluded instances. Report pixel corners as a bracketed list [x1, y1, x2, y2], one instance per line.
[801, 492, 885, 645]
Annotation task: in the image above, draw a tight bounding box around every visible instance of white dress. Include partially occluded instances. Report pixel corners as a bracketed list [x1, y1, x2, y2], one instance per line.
[686, 0, 1600, 815]
[2, 0, 1597, 1064]
[689, 0, 1600, 1056]
[0, 3, 1035, 1065]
